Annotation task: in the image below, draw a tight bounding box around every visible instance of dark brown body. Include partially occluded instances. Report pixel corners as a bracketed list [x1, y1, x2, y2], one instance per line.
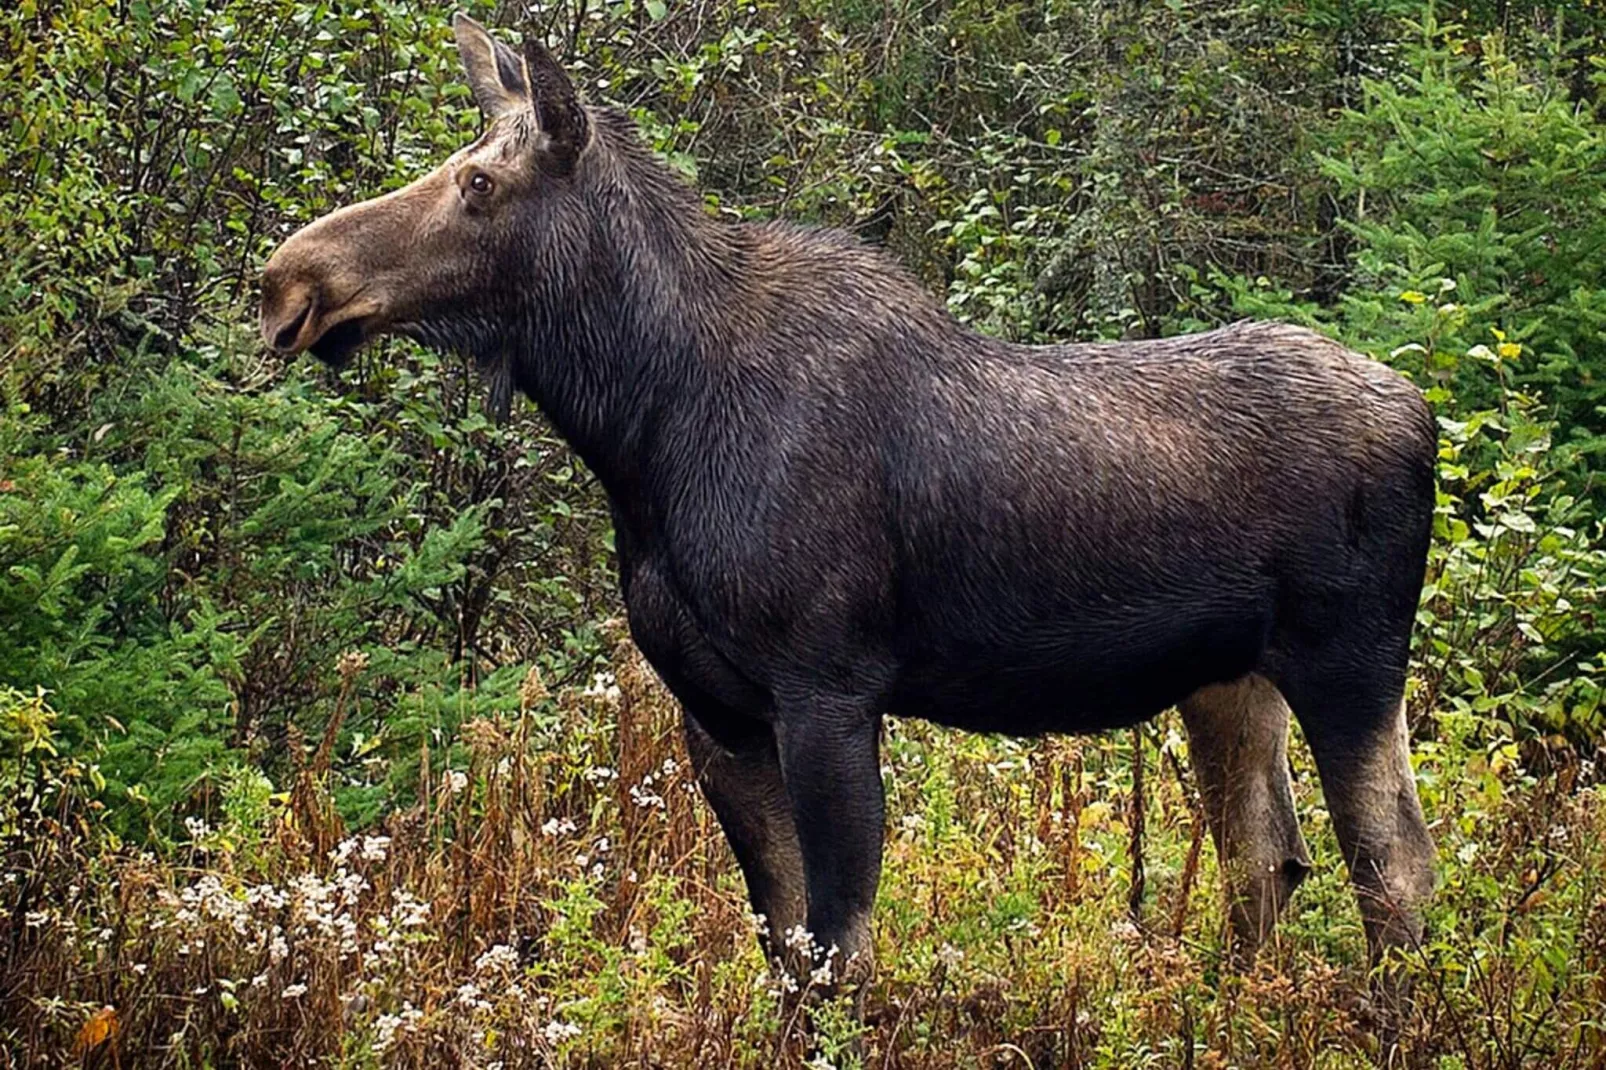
[261, 13, 1437, 1029]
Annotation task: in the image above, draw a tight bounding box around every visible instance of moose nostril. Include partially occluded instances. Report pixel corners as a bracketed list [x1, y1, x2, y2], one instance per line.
[272, 301, 312, 352]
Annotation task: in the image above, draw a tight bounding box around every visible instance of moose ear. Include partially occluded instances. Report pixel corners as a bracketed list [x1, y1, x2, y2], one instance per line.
[523, 37, 590, 166]
[453, 13, 529, 120]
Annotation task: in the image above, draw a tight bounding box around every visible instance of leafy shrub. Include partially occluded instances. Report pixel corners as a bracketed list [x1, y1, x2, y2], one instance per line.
[1320, 17, 1606, 475]
[1175, 12, 1606, 742]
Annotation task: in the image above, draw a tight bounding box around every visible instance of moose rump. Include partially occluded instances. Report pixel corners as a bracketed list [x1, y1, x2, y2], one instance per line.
[258, 11, 1438, 1036]
[877, 324, 1434, 740]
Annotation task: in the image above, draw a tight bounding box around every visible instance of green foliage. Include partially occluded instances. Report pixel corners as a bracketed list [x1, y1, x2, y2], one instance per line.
[1173, 13, 1606, 742]
[1319, 16, 1606, 472]
[0, 397, 237, 826]
[1, 1, 617, 832]
[0, 686, 106, 841]
[1419, 358, 1604, 740]
[0, 352, 500, 831]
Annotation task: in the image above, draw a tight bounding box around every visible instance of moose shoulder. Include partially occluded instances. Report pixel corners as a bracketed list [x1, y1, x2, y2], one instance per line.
[260, 12, 1437, 1019]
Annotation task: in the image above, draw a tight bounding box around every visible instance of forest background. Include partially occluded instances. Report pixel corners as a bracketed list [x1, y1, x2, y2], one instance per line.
[4, 0, 1606, 1066]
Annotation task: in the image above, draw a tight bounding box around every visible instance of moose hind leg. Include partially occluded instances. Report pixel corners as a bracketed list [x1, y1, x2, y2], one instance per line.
[1180, 673, 1313, 965]
[683, 712, 808, 963]
[1285, 684, 1435, 964]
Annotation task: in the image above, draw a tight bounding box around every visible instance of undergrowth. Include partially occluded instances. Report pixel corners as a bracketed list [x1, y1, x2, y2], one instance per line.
[5, 636, 1605, 1068]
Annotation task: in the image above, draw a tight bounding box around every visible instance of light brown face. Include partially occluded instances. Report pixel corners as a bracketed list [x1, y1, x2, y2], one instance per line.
[259, 13, 587, 365]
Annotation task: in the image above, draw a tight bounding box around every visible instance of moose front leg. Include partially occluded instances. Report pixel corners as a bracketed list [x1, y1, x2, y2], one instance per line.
[682, 712, 808, 962]
[772, 695, 885, 1001]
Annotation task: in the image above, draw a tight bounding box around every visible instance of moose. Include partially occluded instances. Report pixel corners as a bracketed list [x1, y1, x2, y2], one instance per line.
[261, 13, 1437, 1022]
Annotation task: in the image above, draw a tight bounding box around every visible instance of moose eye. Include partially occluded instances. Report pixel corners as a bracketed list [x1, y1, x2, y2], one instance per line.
[468, 172, 494, 196]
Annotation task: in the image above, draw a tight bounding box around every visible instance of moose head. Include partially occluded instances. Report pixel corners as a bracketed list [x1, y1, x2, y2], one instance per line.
[258, 14, 593, 371]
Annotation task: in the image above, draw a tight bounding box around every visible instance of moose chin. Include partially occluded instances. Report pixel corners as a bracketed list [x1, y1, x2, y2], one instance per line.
[261, 10, 1437, 1037]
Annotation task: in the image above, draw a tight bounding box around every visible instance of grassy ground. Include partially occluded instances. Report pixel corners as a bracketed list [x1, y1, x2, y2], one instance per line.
[5, 634, 1605, 1068]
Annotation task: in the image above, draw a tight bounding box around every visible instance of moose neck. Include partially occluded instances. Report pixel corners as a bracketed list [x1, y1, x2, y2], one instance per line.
[509, 128, 741, 505]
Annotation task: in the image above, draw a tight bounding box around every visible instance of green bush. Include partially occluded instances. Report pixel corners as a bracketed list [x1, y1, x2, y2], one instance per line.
[2, 2, 620, 834]
[1180, 13, 1606, 742]
[1323, 18, 1606, 474]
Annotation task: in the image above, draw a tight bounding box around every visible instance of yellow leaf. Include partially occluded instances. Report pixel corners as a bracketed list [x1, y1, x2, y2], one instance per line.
[1498, 342, 1522, 359]
[74, 1006, 118, 1055]
[1399, 290, 1427, 304]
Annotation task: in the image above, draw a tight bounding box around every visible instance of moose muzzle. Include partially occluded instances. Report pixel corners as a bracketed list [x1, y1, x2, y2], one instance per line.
[259, 178, 437, 366]
[259, 216, 389, 366]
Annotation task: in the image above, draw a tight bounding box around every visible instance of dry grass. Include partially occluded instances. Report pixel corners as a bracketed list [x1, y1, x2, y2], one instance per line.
[5, 636, 1606, 1068]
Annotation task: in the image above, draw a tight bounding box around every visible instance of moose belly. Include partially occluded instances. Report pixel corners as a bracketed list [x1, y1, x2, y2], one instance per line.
[888, 597, 1270, 736]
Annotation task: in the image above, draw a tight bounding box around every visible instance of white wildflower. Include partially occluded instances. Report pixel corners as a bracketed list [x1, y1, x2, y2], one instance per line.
[543, 1018, 582, 1045]
[329, 838, 358, 866]
[372, 1013, 403, 1054]
[630, 783, 666, 809]
[247, 883, 286, 911]
[784, 924, 816, 953]
[581, 671, 620, 703]
[474, 943, 520, 974]
[809, 946, 839, 987]
[389, 888, 432, 928]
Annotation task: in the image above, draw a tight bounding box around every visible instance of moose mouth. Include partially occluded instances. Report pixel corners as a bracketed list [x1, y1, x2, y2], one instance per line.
[309, 315, 374, 368]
